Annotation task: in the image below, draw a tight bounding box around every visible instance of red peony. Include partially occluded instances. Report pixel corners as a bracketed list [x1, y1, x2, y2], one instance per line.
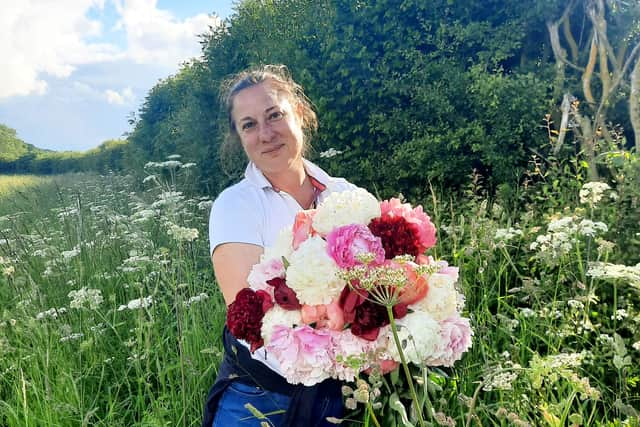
[268, 277, 302, 310]
[226, 288, 269, 351]
[368, 215, 422, 259]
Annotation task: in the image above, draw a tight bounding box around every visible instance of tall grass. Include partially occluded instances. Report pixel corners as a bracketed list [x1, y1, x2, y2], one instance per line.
[0, 153, 638, 426]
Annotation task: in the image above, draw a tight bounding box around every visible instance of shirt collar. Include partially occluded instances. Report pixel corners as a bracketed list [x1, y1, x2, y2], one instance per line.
[244, 158, 330, 191]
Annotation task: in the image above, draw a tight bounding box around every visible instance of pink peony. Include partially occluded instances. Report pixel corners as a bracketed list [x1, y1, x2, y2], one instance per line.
[330, 329, 376, 381]
[266, 325, 334, 386]
[379, 198, 437, 252]
[247, 258, 285, 299]
[292, 209, 317, 250]
[427, 314, 473, 367]
[326, 224, 385, 268]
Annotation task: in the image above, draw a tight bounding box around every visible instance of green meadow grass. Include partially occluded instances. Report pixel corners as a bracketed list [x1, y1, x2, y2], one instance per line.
[0, 166, 638, 426]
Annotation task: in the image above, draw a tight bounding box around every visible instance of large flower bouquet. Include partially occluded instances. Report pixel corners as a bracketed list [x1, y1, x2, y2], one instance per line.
[226, 188, 472, 387]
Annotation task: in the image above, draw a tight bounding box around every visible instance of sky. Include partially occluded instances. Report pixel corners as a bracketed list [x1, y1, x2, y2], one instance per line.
[0, 0, 236, 152]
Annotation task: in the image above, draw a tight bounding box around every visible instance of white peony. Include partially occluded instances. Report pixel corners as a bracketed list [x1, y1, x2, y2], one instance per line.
[384, 311, 442, 365]
[410, 272, 458, 320]
[261, 306, 303, 345]
[262, 227, 294, 262]
[313, 188, 380, 234]
[286, 236, 345, 305]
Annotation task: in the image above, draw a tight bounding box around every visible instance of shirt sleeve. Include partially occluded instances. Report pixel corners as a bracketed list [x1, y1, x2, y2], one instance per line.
[208, 187, 264, 255]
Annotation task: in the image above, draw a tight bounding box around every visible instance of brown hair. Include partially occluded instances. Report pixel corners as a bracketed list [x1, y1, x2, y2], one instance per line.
[218, 65, 318, 168]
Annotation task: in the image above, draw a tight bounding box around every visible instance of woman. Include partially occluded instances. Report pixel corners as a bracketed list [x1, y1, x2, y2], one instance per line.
[202, 65, 356, 427]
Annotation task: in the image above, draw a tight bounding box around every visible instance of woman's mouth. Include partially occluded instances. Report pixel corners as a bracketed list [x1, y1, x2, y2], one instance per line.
[263, 144, 284, 155]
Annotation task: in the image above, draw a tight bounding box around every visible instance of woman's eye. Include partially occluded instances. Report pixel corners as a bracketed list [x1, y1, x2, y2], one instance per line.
[268, 111, 284, 121]
[240, 121, 255, 131]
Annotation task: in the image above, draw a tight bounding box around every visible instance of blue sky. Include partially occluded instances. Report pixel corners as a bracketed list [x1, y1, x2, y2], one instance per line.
[0, 0, 236, 152]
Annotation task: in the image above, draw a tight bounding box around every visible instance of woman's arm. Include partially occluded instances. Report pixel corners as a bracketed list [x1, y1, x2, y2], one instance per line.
[212, 242, 263, 306]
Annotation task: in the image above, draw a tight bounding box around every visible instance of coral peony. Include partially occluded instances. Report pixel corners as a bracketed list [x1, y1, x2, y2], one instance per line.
[292, 209, 317, 250]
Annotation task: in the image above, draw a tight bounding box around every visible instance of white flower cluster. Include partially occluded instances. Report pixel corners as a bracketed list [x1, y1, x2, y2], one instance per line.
[313, 188, 381, 234]
[579, 181, 612, 205]
[494, 227, 523, 242]
[184, 292, 209, 307]
[60, 332, 84, 343]
[118, 296, 154, 311]
[68, 287, 103, 310]
[62, 247, 81, 261]
[587, 262, 640, 288]
[530, 216, 608, 257]
[167, 223, 199, 242]
[483, 370, 520, 391]
[319, 148, 343, 158]
[36, 307, 67, 320]
[286, 236, 344, 305]
[151, 191, 184, 209]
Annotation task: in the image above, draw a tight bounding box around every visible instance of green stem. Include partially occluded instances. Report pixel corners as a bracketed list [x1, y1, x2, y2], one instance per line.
[367, 402, 381, 427]
[386, 306, 426, 427]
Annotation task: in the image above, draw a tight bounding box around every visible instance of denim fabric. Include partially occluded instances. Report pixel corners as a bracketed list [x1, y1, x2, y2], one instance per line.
[211, 380, 343, 427]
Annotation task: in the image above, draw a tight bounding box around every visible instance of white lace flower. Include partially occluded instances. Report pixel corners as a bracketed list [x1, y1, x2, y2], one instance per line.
[313, 189, 380, 235]
[286, 236, 344, 305]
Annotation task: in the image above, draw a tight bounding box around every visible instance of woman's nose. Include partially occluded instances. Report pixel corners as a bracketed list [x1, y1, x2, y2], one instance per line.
[258, 122, 275, 142]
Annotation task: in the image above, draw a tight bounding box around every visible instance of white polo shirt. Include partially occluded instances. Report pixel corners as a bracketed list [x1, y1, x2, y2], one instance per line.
[209, 159, 355, 255]
[208, 159, 356, 374]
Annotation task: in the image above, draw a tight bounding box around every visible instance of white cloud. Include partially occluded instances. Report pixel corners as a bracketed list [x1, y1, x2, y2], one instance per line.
[0, 0, 220, 100]
[104, 87, 134, 105]
[0, 0, 122, 99]
[114, 0, 219, 66]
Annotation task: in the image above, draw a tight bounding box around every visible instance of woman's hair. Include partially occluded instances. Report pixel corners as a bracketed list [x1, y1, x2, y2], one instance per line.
[218, 65, 318, 166]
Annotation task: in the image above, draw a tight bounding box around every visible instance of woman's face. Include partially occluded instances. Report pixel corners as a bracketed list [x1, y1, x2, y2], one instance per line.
[231, 80, 305, 176]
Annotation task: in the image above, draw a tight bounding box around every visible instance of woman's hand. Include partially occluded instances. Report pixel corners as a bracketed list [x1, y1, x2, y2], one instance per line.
[212, 243, 263, 306]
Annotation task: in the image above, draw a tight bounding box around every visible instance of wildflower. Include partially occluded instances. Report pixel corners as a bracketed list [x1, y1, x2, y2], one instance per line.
[167, 223, 199, 242]
[587, 262, 640, 288]
[519, 307, 536, 317]
[68, 287, 103, 310]
[579, 182, 611, 205]
[36, 307, 67, 320]
[60, 332, 84, 342]
[184, 292, 210, 307]
[483, 371, 519, 391]
[632, 341, 640, 351]
[197, 200, 213, 210]
[612, 309, 628, 320]
[319, 148, 343, 158]
[62, 248, 81, 261]
[117, 296, 154, 311]
[567, 300, 584, 310]
[166, 154, 181, 160]
[494, 227, 523, 242]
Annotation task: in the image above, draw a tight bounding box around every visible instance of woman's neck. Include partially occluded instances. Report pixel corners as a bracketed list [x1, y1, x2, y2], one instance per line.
[263, 160, 316, 209]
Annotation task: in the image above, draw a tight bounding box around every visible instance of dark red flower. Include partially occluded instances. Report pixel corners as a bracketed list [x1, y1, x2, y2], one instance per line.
[267, 277, 286, 288]
[339, 281, 368, 324]
[226, 288, 266, 351]
[273, 282, 301, 310]
[351, 299, 389, 341]
[368, 215, 422, 259]
[392, 302, 408, 319]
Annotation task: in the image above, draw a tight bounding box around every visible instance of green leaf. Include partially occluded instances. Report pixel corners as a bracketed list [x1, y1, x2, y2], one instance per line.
[389, 393, 415, 427]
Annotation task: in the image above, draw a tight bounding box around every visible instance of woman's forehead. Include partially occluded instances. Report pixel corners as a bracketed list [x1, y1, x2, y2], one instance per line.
[232, 82, 293, 117]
